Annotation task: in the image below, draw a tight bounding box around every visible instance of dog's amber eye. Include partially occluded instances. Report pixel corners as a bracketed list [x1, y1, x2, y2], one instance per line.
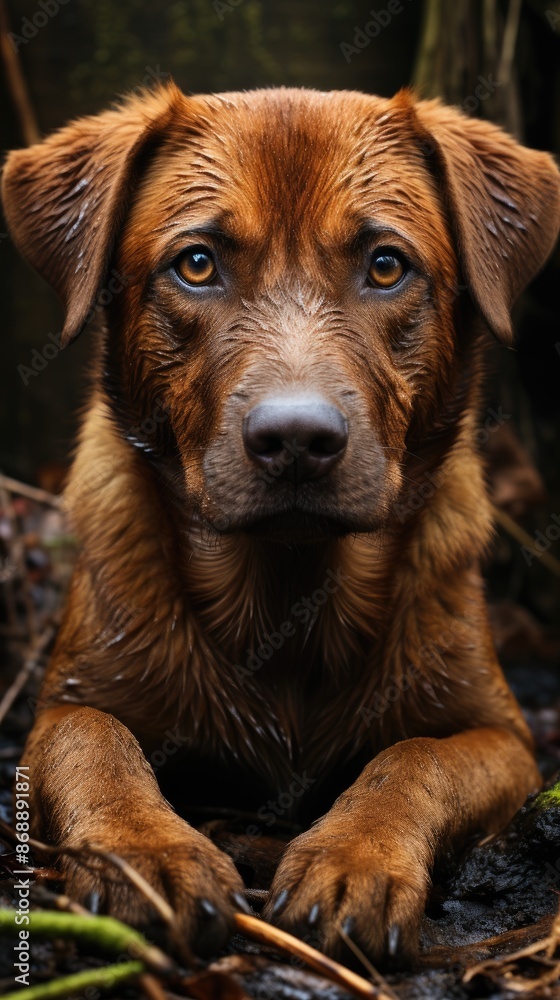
[368, 251, 405, 288]
[176, 248, 216, 286]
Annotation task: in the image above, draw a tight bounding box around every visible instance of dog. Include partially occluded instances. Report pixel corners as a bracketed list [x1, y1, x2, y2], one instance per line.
[3, 83, 559, 964]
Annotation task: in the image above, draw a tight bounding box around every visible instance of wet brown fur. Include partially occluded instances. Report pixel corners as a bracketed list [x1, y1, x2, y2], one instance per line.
[3, 84, 560, 962]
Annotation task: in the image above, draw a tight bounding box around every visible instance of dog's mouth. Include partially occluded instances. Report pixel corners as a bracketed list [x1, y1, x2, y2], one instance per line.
[202, 497, 385, 543]
[241, 509, 353, 543]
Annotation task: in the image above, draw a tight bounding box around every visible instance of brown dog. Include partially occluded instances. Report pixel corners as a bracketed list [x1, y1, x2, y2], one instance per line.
[3, 84, 560, 963]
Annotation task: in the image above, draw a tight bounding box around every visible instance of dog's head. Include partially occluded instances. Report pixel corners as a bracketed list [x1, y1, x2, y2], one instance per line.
[3, 85, 559, 540]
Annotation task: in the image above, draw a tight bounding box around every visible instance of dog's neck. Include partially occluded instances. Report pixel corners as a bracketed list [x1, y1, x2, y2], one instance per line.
[184, 520, 394, 670]
[186, 524, 341, 646]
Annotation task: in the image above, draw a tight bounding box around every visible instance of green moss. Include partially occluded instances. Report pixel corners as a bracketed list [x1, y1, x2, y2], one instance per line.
[533, 783, 560, 810]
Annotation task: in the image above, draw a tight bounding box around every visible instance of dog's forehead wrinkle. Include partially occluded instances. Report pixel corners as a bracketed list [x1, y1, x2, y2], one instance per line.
[244, 305, 356, 360]
[240, 282, 327, 318]
[276, 283, 327, 315]
[176, 99, 410, 197]
[136, 140, 449, 273]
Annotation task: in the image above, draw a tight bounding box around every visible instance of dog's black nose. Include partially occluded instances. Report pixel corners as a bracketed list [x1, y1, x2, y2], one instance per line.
[243, 395, 348, 482]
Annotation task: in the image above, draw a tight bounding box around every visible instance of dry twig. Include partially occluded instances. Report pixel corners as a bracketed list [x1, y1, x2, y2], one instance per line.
[493, 505, 560, 577]
[337, 922, 398, 1000]
[0, 474, 62, 509]
[233, 912, 391, 1000]
[420, 913, 554, 969]
[463, 905, 560, 993]
[0, 619, 58, 726]
[0, 0, 40, 145]
[88, 843, 180, 935]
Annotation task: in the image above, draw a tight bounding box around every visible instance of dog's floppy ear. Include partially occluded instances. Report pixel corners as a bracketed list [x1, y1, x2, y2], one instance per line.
[407, 95, 560, 343]
[1, 82, 183, 347]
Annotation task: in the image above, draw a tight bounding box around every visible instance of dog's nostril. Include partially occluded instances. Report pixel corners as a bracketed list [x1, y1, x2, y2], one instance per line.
[255, 434, 285, 456]
[309, 431, 346, 456]
[243, 395, 348, 482]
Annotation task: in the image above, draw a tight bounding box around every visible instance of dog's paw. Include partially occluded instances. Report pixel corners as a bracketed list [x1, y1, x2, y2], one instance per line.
[263, 824, 429, 965]
[63, 818, 245, 956]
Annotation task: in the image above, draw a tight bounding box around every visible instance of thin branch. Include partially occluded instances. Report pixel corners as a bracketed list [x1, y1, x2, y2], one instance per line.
[0, 619, 57, 726]
[464, 905, 560, 986]
[498, 0, 523, 85]
[411, 0, 443, 95]
[88, 843, 179, 935]
[0, 0, 40, 145]
[137, 973, 169, 1000]
[337, 922, 398, 1000]
[0, 474, 63, 509]
[492, 505, 560, 577]
[420, 913, 554, 968]
[233, 912, 390, 1000]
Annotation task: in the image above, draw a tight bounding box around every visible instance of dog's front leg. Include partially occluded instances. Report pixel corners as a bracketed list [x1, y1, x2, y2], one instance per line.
[265, 728, 540, 963]
[22, 706, 244, 952]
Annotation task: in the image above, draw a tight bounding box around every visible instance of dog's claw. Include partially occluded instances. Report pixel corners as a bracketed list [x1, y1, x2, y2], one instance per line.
[193, 895, 233, 957]
[270, 889, 289, 916]
[387, 923, 400, 956]
[199, 898, 218, 920]
[84, 890, 100, 914]
[232, 891, 253, 915]
[308, 903, 320, 926]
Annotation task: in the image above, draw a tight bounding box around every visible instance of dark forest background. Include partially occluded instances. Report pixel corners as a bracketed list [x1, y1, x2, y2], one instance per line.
[0, 0, 559, 631]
